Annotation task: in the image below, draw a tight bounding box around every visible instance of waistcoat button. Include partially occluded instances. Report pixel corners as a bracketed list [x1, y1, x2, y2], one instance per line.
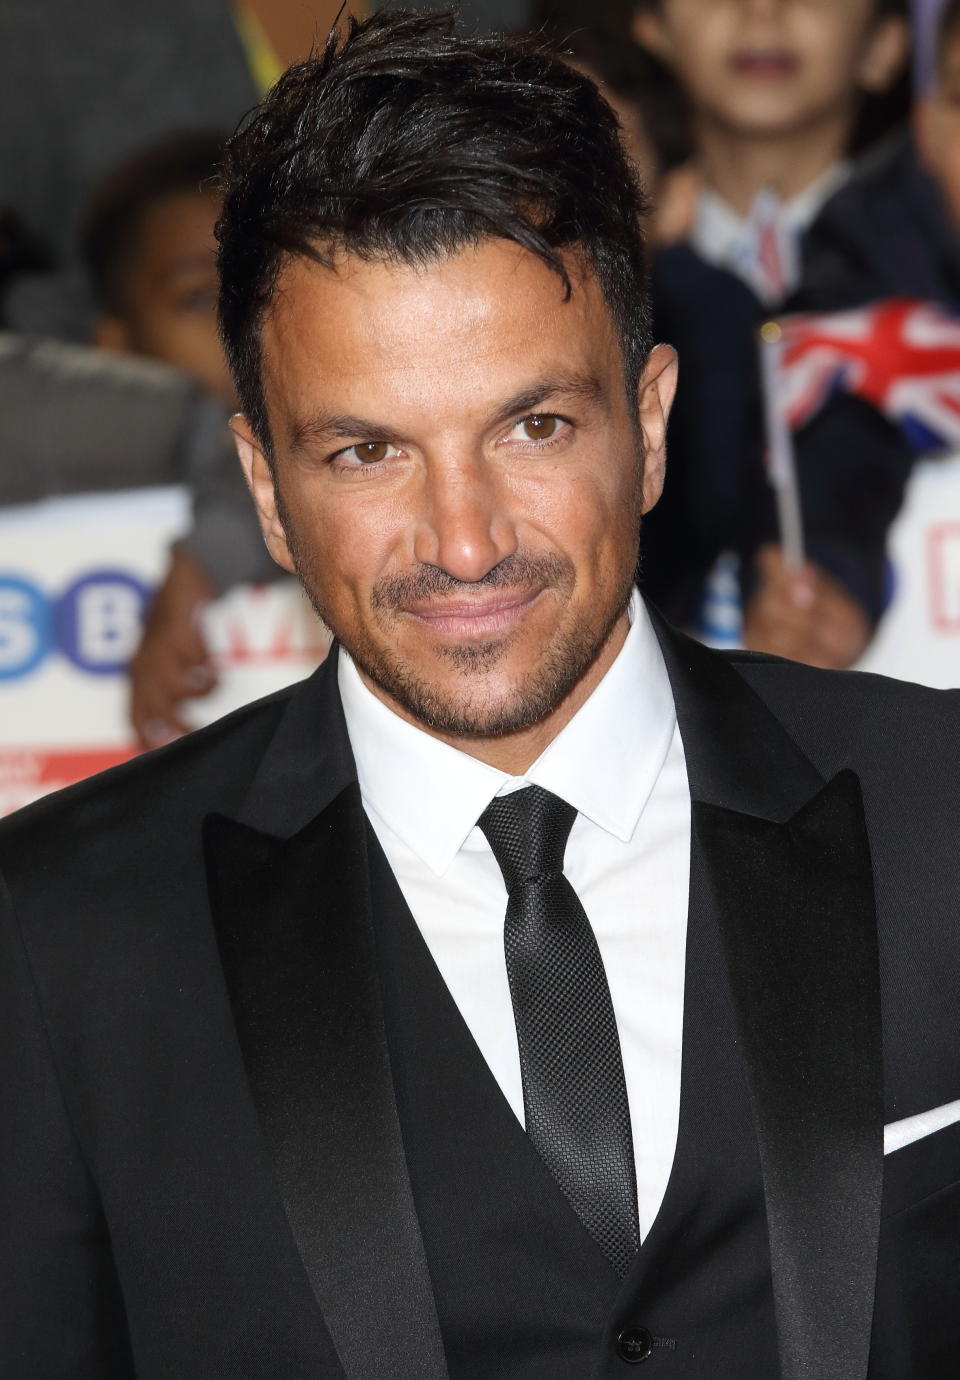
[616, 1326, 654, 1364]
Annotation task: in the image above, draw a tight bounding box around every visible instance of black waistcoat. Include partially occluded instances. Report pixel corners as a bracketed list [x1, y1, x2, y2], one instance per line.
[369, 833, 782, 1379]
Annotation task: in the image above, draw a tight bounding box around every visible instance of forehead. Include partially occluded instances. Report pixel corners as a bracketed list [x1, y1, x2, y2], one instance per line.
[259, 240, 623, 435]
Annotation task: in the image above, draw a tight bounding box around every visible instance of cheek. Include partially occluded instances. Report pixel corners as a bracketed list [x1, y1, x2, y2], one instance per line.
[284, 479, 408, 602]
[793, 16, 864, 87]
[931, 114, 960, 186]
[518, 464, 639, 567]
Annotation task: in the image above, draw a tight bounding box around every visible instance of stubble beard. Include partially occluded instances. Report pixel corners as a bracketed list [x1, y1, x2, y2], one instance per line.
[282, 522, 636, 738]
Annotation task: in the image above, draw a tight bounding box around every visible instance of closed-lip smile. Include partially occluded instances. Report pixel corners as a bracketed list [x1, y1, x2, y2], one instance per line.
[403, 588, 544, 638]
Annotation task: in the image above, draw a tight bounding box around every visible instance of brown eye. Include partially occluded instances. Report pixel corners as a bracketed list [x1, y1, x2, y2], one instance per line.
[521, 415, 559, 441]
[356, 441, 389, 463]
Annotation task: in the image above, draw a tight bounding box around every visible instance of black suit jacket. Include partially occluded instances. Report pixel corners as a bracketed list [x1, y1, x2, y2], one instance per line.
[1, 614, 958, 1379]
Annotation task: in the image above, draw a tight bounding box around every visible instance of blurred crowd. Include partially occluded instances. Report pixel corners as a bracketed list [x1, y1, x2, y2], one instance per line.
[2, 0, 960, 768]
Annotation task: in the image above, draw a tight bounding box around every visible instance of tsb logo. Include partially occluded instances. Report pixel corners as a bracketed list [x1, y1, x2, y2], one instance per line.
[0, 570, 150, 680]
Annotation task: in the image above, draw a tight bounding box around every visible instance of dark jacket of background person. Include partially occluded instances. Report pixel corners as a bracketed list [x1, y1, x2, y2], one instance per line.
[1, 616, 958, 1379]
[645, 135, 952, 629]
[0, 336, 219, 504]
[0, 0, 257, 340]
[802, 131, 960, 310]
[0, 335, 274, 586]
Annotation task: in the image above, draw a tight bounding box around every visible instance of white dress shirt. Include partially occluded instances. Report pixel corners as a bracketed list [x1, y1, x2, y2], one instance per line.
[338, 591, 691, 1240]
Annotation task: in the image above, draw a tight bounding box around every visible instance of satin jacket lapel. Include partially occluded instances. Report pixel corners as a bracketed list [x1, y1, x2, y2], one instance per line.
[653, 614, 883, 1380]
[203, 650, 447, 1380]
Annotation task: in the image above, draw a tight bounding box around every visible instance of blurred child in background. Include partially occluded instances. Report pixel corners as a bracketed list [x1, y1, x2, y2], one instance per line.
[82, 134, 270, 746]
[84, 133, 234, 402]
[633, 0, 915, 666]
[634, 0, 909, 282]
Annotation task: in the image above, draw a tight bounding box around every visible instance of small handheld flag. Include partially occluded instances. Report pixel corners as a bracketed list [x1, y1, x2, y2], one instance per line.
[775, 298, 960, 454]
[758, 298, 960, 565]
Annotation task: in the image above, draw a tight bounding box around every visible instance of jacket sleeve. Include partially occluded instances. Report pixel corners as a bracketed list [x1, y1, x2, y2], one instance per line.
[0, 867, 134, 1377]
[0, 334, 204, 505]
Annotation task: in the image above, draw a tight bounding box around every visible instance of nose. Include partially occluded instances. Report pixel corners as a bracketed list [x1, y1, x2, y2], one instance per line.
[412, 452, 518, 583]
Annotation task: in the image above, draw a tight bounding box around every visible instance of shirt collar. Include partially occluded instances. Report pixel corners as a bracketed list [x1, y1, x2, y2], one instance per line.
[338, 590, 677, 876]
[690, 162, 851, 291]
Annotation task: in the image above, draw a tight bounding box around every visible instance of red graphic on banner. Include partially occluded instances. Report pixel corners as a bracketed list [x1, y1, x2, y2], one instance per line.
[0, 745, 138, 815]
[927, 523, 960, 632]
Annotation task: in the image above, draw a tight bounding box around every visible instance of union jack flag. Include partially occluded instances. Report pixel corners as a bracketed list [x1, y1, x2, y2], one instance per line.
[774, 298, 960, 455]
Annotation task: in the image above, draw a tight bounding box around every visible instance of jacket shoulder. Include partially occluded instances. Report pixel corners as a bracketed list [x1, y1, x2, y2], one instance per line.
[726, 652, 960, 785]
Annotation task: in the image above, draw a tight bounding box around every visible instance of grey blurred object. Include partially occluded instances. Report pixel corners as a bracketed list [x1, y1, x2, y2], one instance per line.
[0, 335, 275, 591]
[0, 0, 257, 340]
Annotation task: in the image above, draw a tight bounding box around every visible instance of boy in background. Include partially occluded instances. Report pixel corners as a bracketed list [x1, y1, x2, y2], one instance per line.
[82, 134, 275, 745]
[84, 133, 234, 404]
[633, 0, 913, 665]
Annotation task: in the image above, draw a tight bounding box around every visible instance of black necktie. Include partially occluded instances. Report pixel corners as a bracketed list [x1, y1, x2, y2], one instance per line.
[478, 784, 640, 1277]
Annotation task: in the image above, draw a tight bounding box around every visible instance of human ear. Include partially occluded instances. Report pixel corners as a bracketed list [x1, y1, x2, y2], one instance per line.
[635, 343, 678, 514]
[632, 7, 674, 66]
[229, 414, 297, 575]
[858, 16, 910, 95]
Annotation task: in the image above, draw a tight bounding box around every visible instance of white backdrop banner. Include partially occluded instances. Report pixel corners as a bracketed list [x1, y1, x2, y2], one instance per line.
[0, 487, 328, 815]
[857, 452, 960, 688]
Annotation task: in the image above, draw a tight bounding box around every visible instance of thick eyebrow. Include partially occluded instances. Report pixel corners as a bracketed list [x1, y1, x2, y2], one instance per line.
[288, 411, 403, 455]
[287, 371, 605, 456]
[485, 371, 605, 430]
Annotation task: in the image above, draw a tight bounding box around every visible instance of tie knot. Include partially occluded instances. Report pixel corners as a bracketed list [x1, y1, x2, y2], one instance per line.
[478, 784, 576, 891]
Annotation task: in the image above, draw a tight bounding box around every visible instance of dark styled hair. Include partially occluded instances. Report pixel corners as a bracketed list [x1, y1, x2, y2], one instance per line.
[82, 132, 226, 314]
[216, 9, 652, 452]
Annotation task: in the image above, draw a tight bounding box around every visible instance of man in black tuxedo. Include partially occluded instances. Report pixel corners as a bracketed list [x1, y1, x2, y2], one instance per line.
[1, 12, 958, 1379]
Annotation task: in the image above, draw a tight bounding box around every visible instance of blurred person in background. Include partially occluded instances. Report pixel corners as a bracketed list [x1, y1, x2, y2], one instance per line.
[633, 0, 916, 665]
[0, 0, 347, 341]
[0, 0, 349, 748]
[79, 132, 275, 745]
[84, 133, 234, 402]
[799, 0, 960, 309]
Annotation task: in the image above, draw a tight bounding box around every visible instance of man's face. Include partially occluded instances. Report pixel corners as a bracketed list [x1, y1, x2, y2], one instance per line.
[95, 190, 236, 402]
[234, 239, 676, 758]
[634, 0, 905, 141]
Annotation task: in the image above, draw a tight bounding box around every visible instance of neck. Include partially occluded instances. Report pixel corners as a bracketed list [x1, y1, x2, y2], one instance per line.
[696, 109, 854, 215]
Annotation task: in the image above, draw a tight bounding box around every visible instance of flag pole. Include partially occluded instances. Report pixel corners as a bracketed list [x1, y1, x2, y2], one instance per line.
[759, 320, 806, 568]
